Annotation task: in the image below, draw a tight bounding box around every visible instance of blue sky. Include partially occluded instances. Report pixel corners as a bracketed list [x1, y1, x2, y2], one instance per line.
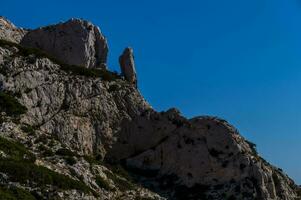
[1, 0, 301, 184]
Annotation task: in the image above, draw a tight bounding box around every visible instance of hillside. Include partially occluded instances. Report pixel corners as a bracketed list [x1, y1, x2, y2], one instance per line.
[0, 16, 300, 200]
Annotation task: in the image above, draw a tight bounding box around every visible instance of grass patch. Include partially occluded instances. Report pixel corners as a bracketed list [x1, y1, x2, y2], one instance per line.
[0, 185, 36, 200]
[0, 92, 27, 117]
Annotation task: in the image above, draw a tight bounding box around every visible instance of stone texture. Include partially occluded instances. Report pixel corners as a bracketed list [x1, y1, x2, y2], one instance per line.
[119, 47, 137, 87]
[20, 18, 108, 69]
[0, 17, 300, 200]
[0, 16, 27, 43]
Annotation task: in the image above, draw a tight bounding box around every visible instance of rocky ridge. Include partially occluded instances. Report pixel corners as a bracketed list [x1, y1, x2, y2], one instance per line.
[0, 18, 300, 200]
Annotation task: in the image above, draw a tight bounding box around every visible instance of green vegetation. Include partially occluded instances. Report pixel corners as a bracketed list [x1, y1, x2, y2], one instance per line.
[60, 64, 121, 81]
[55, 148, 77, 157]
[0, 185, 36, 200]
[83, 155, 103, 166]
[64, 156, 77, 165]
[0, 92, 27, 117]
[0, 136, 92, 195]
[104, 170, 135, 191]
[20, 124, 36, 135]
[134, 196, 156, 200]
[84, 157, 135, 191]
[95, 175, 113, 191]
[0, 161, 90, 193]
[38, 145, 54, 157]
[34, 135, 48, 145]
[56, 148, 77, 165]
[0, 39, 17, 48]
[0, 136, 35, 162]
[107, 164, 133, 182]
[0, 39, 121, 81]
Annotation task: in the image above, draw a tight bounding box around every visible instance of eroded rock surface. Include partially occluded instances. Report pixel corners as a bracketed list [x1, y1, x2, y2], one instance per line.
[119, 47, 137, 87]
[0, 17, 300, 200]
[0, 16, 27, 43]
[20, 18, 108, 69]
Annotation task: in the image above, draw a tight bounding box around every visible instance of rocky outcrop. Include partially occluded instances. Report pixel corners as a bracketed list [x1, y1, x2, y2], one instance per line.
[20, 18, 108, 69]
[0, 17, 300, 200]
[120, 115, 300, 199]
[0, 16, 27, 43]
[119, 47, 137, 87]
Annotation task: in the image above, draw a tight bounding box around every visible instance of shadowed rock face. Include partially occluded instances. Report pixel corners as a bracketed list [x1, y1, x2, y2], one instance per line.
[0, 17, 300, 200]
[20, 18, 108, 69]
[119, 47, 137, 87]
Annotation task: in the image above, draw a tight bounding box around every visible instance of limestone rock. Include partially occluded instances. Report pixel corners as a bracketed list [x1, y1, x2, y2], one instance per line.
[20, 18, 108, 69]
[0, 17, 300, 200]
[119, 47, 137, 87]
[0, 16, 27, 43]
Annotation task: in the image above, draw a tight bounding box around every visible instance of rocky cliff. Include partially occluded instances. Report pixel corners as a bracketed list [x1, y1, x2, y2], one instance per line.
[0, 18, 300, 200]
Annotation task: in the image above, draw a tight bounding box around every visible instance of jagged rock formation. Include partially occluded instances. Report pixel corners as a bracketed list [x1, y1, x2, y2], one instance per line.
[0, 18, 300, 200]
[119, 47, 137, 87]
[20, 18, 108, 69]
[0, 16, 27, 43]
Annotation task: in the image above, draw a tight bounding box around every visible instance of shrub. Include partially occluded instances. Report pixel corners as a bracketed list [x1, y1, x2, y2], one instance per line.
[0, 185, 36, 200]
[83, 155, 103, 166]
[60, 64, 121, 81]
[105, 170, 135, 191]
[21, 124, 36, 135]
[0, 92, 27, 117]
[34, 135, 48, 145]
[64, 156, 77, 165]
[55, 148, 76, 157]
[56, 148, 77, 165]
[95, 175, 113, 191]
[0, 160, 91, 194]
[0, 39, 16, 47]
[0, 136, 92, 195]
[38, 145, 54, 157]
[0, 136, 35, 162]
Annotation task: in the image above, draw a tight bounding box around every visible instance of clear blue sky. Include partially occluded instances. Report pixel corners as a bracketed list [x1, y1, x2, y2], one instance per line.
[1, 0, 301, 184]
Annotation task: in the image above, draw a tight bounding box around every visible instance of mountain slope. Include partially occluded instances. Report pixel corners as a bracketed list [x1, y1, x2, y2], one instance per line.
[0, 17, 300, 200]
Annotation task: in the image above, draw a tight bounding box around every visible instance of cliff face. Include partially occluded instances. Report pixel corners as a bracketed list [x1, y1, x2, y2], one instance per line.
[0, 18, 300, 200]
[20, 19, 108, 69]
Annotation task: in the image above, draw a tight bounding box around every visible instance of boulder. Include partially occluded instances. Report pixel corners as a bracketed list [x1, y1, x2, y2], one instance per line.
[119, 47, 137, 87]
[20, 18, 108, 69]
